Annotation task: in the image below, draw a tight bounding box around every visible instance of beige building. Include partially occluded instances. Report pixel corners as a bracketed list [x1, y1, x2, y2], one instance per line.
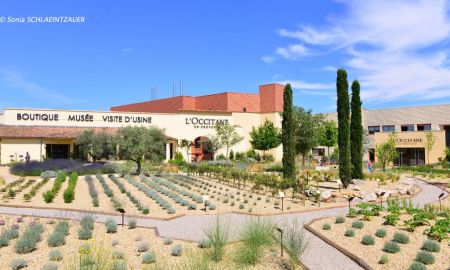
[0, 84, 284, 165]
[324, 104, 450, 166]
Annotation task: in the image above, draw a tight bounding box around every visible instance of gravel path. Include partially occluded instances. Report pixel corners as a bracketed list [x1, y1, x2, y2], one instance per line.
[0, 178, 445, 270]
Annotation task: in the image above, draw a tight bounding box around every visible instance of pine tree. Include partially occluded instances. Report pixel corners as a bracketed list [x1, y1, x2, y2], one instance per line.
[336, 69, 351, 187]
[350, 80, 363, 179]
[282, 84, 296, 180]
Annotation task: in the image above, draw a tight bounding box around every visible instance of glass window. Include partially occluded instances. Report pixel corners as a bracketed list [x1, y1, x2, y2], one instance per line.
[401, 125, 414, 132]
[417, 124, 431, 131]
[368, 126, 380, 134]
[382, 125, 395, 132]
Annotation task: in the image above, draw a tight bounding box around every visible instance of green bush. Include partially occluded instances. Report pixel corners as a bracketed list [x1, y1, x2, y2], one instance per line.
[128, 219, 137, 229]
[239, 204, 244, 209]
[137, 241, 149, 253]
[335, 216, 345, 224]
[352, 221, 364, 229]
[421, 240, 440, 252]
[197, 238, 211, 248]
[163, 238, 173, 245]
[392, 232, 409, 244]
[80, 216, 94, 230]
[383, 241, 400, 253]
[105, 219, 117, 233]
[378, 254, 388, 264]
[41, 262, 58, 270]
[375, 228, 387, 238]
[47, 231, 65, 247]
[48, 249, 63, 261]
[344, 229, 355, 237]
[235, 219, 275, 265]
[112, 250, 124, 260]
[415, 251, 435, 265]
[171, 244, 183, 256]
[322, 223, 331, 230]
[206, 218, 229, 262]
[10, 258, 27, 270]
[384, 213, 400, 226]
[15, 223, 44, 254]
[112, 260, 127, 270]
[43, 190, 54, 203]
[55, 221, 69, 236]
[78, 227, 92, 240]
[361, 235, 375, 245]
[408, 262, 426, 270]
[142, 251, 156, 264]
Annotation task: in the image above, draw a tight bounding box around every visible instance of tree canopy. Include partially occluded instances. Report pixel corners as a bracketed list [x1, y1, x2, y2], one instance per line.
[282, 83, 296, 180]
[350, 80, 364, 179]
[75, 130, 113, 162]
[376, 133, 398, 171]
[211, 122, 243, 160]
[336, 68, 351, 187]
[319, 120, 338, 159]
[249, 119, 281, 159]
[115, 126, 166, 174]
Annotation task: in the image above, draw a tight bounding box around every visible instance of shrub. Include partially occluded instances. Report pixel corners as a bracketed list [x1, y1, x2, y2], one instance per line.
[85, 176, 99, 207]
[197, 238, 211, 248]
[43, 191, 54, 203]
[209, 204, 216, 210]
[235, 219, 275, 265]
[415, 251, 435, 265]
[384, 213, 400, 226]
[361, 235, 375, 245]
[352, 221, 364, 229]
[408, 262, 426, 270]
[112, 250, 124, 259]
[0, 235, 9, 246]
[80, 216, 95, 230]
[335, 216, 345, 224]
[378, 254, 388, 264]
[112, 260, 127, 270]
[78, 226, 92, 240]
[105, 219, 117, 233]
[344, 229, 355, 237]
[128, 219, 137, 229]
[206, 218, 229, 262]
[171, 244, 183, 256]
[163, 238, 173, 245]
[137, 241, 149, 253]
[167, 208, 176, 214]
[48, 249, 63, 261]
[375, 228, 387, 238]
[239, 204, 244, 209]
[63, 172, 78, 203]
[15, 223, 44, 254]
[47, 231, 65, 247]
[322, 223, 331, 230]
[282, 219, 310, 262]
[392, 232, 409, 244]
[55, 221, 69, 236]
[383, 241, 400, 253]
[142, 251, 156, 264]
[41, 262, 58, 270]
[10, 258, 27, 270]
[421, 240, 440, 252]
[112, 239, 119, 246]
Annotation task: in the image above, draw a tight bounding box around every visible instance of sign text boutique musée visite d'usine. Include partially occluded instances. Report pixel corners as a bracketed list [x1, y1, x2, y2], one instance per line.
[16, 112, 152, 124]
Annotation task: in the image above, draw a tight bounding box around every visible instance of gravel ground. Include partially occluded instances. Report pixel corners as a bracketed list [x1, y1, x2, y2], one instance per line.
[0, 177, 446, 270]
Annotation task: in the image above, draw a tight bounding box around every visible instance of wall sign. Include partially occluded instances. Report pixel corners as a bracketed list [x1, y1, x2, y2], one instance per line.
[185, 117, 229, 129]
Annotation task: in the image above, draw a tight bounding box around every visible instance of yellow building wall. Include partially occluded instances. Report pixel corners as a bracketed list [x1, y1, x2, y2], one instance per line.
[374, 131, 446, 164]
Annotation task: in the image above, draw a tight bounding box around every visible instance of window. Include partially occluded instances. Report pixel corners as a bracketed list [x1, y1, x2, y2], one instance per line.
[382, 125, 395, 132]
[368, 126, 380, 134]
[417, 124, 431, 131]
[242, 107, 247, 112]
[401, 125, 414, 132]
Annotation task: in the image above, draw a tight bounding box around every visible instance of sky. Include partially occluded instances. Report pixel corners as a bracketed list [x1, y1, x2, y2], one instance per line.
[1, 0, 450, 113]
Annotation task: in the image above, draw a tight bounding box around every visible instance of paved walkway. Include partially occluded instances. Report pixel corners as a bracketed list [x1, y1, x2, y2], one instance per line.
[0, 178, 446, 270]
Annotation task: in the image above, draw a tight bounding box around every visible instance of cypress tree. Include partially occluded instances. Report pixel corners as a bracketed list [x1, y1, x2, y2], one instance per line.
[350, 80, 363, 179]
[282, 83, 296, 180]
[336, 69, 351, 187]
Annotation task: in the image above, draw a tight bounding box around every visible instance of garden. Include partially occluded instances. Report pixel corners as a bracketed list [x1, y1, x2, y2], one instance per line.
[0, 214, 308, 270]
[308, 200, 450, 270]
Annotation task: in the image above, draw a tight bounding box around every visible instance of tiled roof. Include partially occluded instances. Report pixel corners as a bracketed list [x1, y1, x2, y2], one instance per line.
[0, 125, 177, 140]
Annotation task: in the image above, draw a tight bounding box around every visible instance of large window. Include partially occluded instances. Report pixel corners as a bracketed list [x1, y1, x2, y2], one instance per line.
[382, 125, 395, 132]
[394, 148, 425, 166]
[417, 124, 431, 131]
[368, 126, 380, 134]
[46, 144, 70, 159]
[401, 125, 414, 132]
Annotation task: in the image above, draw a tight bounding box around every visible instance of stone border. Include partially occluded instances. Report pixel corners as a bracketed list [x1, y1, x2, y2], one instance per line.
[304, 217, 373, 270]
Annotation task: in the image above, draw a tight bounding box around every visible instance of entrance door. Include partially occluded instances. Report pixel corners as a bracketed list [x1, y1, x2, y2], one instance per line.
[394, 148, 425, 166]
[46, 144, 70, 159]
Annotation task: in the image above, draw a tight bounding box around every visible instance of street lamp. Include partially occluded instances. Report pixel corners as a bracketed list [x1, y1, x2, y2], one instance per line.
[117, 208, 125, 227]
[276, 227, 284, 257]
[438, 193, 445, 211]
[347, 196, 363, 211]
[379, 192, 386, 207]
[279, 192, 285, 212]
[202, 195, 209, 212]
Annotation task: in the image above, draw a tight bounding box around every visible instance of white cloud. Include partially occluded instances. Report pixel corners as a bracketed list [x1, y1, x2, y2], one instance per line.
[275, 44, 310, 60]
[121, 47, 134, 53]
[0, 67, 78, 105]
[279, 80, 334, 90]
[261, 55, 276, 63]
[273, 0, 450, 102]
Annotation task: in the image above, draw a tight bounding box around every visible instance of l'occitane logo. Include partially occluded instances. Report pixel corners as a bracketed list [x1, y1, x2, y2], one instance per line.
[185, 117, 229, 128]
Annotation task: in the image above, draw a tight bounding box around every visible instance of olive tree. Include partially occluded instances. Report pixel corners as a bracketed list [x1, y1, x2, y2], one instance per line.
[249, 119, 281, 160]
[213, 122, 243, 160]
[115, 126, 166, 174]
[376, 133, 398, 171]
[75, 130, 113, 162]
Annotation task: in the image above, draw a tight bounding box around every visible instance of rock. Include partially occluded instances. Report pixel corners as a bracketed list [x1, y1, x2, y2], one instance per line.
[397, 188, 408, 195]
[363, 192, 377, 202]
[382, 191, 391, 198]
[321, 190, 332, 201]
[351, 185, 362, 191]
[389, 190, 399, 197]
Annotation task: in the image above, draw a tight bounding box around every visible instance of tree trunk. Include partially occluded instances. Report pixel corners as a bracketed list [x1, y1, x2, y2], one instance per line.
[301, 153, 306, 171]
[136, 160, 142, 175]
[262, 150, 265, 161]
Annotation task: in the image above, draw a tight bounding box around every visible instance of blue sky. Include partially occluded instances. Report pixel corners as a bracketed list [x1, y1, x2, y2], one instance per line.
[1, 0, 450, 113]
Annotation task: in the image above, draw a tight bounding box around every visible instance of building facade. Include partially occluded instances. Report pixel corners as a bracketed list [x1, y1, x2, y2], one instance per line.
[0, 84, 284, 164]
[324, 104, 450, 166]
